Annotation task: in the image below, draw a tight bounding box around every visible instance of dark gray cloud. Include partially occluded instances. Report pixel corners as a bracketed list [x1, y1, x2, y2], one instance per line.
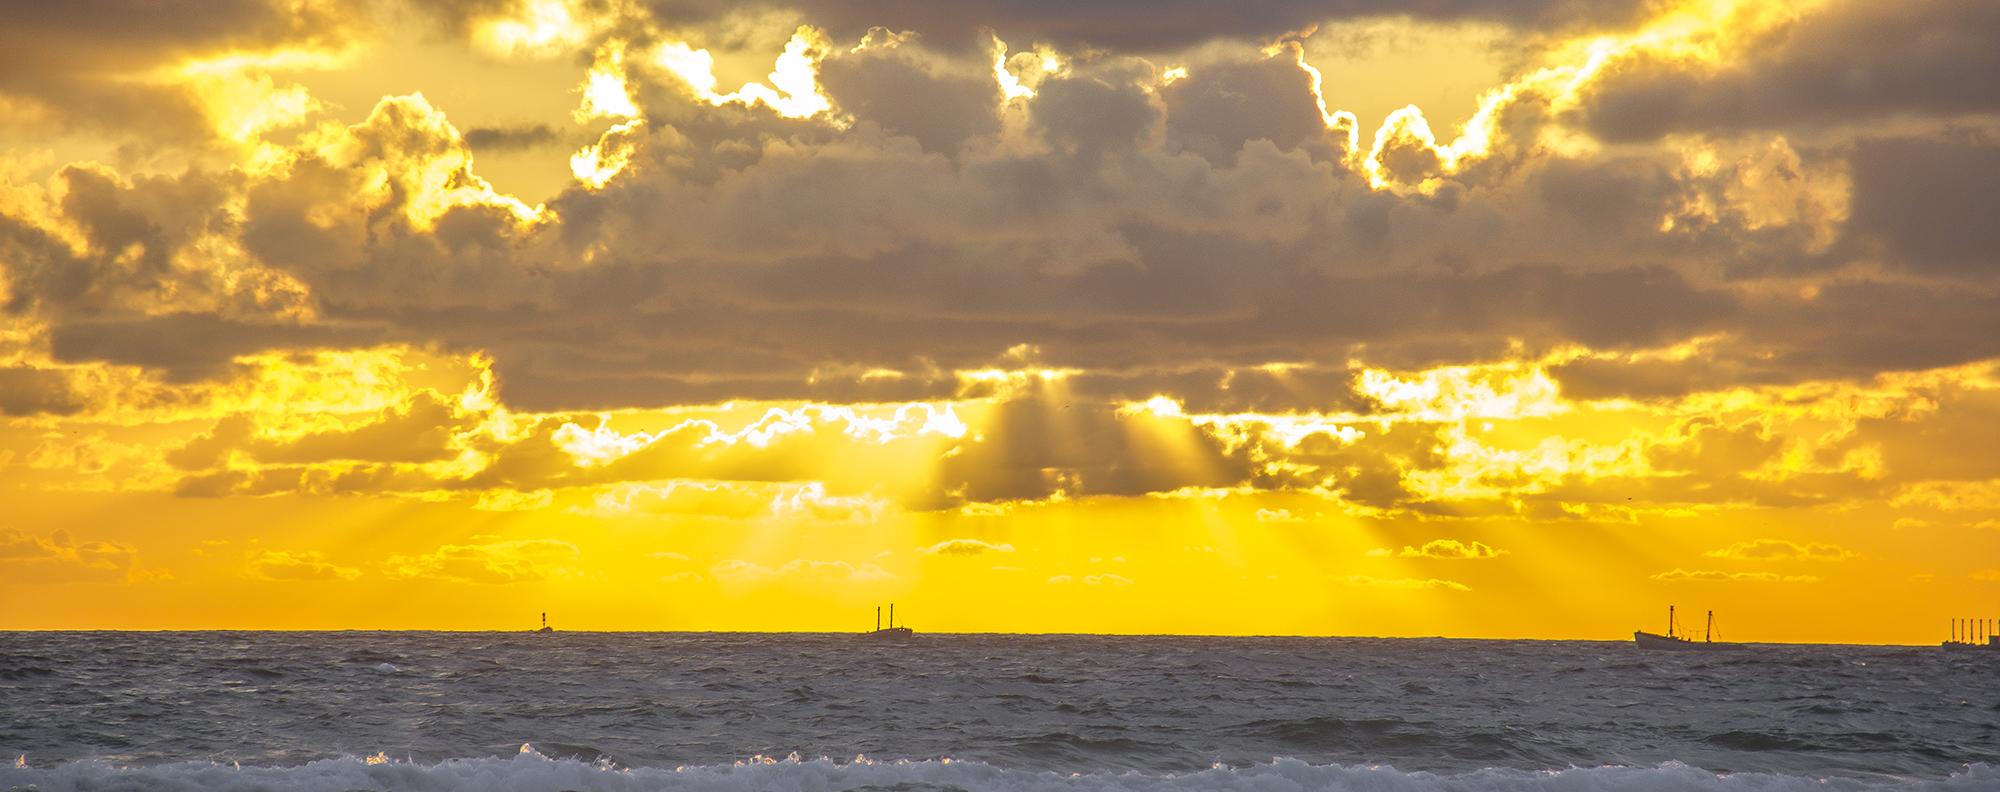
[926, 386, 1253, 506]
[1, 166, 239, 319]
[630, 0, 1653, 52]
[818, 49, 1002, 155]
[463, 123, 565, 152]
[1029, 73, 1162, 160]
[1161, 56, 1335, 165]
[1578, 0, 2000, 142]
[1843, 137, 2000, 276]
[0, 367, 86, 416]
[48, 314, 381, 382]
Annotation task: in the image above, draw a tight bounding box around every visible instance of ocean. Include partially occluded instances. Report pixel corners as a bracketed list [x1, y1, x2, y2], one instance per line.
[2, 632, 1995, 791]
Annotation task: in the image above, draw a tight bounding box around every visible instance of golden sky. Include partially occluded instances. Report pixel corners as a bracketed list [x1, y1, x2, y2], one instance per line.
[2, 0, 1997, 642]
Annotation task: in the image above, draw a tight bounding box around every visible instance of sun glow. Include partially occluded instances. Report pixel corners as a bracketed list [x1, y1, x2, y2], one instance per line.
[653, 27, 837, 120]
[991, 35, 1066, 103]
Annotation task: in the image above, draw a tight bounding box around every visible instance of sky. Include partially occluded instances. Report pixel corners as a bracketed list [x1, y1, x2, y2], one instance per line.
[1, 0, 1997, 642]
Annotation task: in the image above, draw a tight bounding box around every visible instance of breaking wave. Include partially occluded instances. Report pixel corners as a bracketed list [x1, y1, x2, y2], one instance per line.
[3, 751, 1993, 792]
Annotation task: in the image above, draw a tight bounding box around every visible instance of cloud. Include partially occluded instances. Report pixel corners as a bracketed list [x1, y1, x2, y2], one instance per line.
[0, 366, 85, 415]
[0, 0, 366, 144]
[247, 550, 360, 581]
[1577, 1, 2000, 142]
[421, 0, 1653, 57]
[385, 539, 581, 584]
[463, 123, 564, 152]
[1843, 138, 2000, 276]
[1704, 539, 1856, 562]
[1048, 573, 1134, 587]
[1651, 569, 1820, 584]
[0, 528, 145, 583]
[1339, 575, 1470, 592]
[7, 0, 2000, 572]
[1973, 569, 2000, 583]
[921, 538, 1016, 556]
[1398, 539, 1504, 560]
[818, 44, 1000, 155]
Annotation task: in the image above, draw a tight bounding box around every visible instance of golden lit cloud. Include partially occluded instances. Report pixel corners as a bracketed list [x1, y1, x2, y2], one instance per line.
[921, 538, 1015, 556]
[0, 528, 150, 584]
[653, 27, 838, 120]
[1652, 569, 1821, 584]
[247, 550, 361, 582]
[1341, 575, 1471, 592]
[297, 94, 547, 228]
[1399, 539, 1506, 560]
[385, 539, 582, 585]
[1705, 539, 1856, 562]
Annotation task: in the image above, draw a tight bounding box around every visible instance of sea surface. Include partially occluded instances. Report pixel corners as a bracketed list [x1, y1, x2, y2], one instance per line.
[2, 632, 1997, 791]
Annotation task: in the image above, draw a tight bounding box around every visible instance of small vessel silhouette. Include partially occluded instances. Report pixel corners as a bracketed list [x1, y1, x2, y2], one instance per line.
[1634, 606, 1732, 650]
[861, 604, 913, 639]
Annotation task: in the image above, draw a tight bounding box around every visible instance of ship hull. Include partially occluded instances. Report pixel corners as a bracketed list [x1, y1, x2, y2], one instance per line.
[1634, 631, 1737, 650]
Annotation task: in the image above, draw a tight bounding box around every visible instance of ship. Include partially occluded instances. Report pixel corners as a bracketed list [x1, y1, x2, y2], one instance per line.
[1634, 605, 1733, 650]
[862, 604, 913, 639]
[1940, 617, 1998, 649]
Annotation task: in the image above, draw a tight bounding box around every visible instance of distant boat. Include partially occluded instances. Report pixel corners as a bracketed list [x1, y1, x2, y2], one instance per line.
[537, 612, 554, 633]
[1634, 606, 1733, 650]
[862, 604, 913, 639]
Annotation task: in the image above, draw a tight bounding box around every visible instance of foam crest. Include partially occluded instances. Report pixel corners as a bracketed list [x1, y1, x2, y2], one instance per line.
[3, 753, 1992, 792]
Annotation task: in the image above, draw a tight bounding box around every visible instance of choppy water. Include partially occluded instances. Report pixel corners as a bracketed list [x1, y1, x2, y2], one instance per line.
[2, 633, 1996, 791]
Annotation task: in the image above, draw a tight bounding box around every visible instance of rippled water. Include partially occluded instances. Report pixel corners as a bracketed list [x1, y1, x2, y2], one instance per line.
[2, 632, 1996, 790]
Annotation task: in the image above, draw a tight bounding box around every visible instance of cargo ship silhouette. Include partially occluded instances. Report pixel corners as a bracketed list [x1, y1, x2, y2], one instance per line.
[1940, 617, 1997, 649]
[1634, 605, 1733, 650]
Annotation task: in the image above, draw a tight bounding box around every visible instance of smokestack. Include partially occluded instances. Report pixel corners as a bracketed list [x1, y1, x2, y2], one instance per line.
[890, 603, 896, 629]
[876, 606, 881, 631]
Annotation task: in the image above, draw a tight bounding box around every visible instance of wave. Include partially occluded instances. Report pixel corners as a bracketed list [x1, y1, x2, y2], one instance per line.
[3, 750, 1991, 792]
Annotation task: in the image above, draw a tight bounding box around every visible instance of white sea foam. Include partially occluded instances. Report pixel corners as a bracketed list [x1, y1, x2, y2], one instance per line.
[2, 752, 1991, 792]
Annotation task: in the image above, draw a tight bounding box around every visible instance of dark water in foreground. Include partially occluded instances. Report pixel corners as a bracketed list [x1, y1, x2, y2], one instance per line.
[2, 632, 1997, 791]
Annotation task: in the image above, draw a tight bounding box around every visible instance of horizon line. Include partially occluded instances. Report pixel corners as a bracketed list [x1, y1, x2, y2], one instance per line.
[0, 628, 1954, 647]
